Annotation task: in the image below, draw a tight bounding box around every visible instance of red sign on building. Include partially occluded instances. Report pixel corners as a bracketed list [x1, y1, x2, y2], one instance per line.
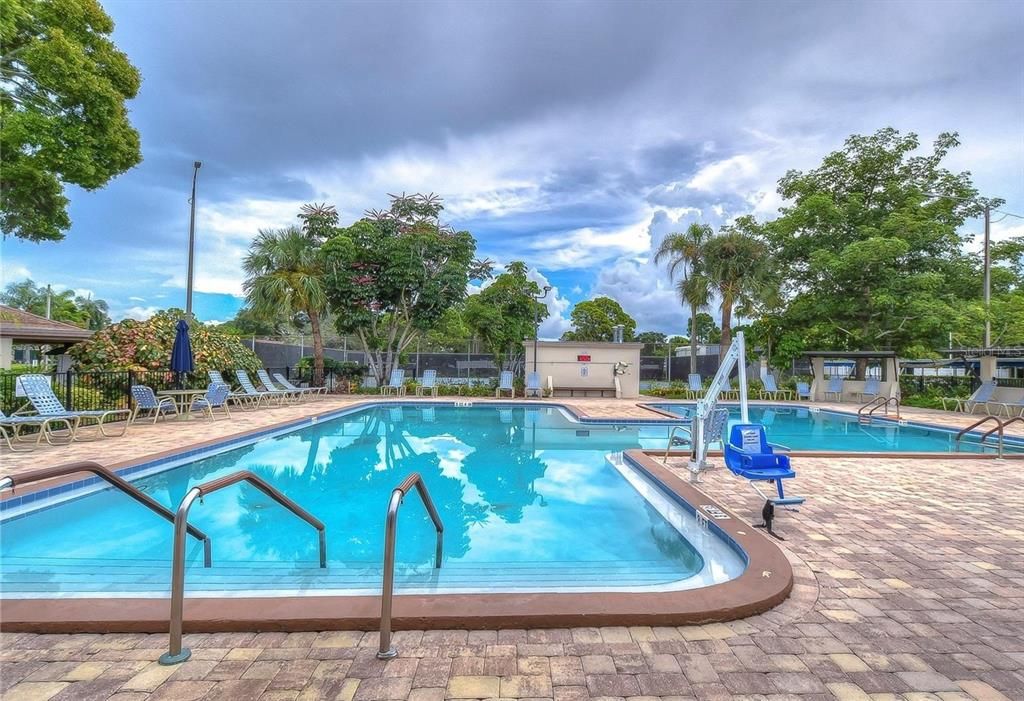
[577, 354, 591, 362]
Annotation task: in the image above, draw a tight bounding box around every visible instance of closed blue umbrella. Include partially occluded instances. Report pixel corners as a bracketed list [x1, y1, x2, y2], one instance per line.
[170, 319, 194, 377]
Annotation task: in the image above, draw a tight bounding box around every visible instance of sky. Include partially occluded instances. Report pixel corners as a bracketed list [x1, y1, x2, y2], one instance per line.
[2, 0, 1022, 339]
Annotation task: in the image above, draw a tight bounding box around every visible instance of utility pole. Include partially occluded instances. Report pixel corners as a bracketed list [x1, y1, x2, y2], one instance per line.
[532, 286, 552, 372]
[983, 203, 991, 349]
[45, 284, 52, 319]
[186, 161, 202, 318]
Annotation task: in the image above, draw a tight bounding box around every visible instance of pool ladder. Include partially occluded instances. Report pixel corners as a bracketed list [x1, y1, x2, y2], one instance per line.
[857, 396, 900, 424]
[955, 415, 1024, 457]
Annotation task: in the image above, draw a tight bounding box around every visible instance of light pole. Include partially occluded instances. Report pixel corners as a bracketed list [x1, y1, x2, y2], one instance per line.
[532, 285, 552, 372]
[185, 161, 202, 318]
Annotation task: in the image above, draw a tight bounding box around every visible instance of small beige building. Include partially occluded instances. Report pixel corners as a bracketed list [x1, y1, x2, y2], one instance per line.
[523, 340, 643, 399]
[0, 305, 93, 370]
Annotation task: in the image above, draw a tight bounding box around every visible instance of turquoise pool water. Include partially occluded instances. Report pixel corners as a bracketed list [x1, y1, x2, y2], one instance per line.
[0, 405, 744, 597]
[647, 403, 1022, 454]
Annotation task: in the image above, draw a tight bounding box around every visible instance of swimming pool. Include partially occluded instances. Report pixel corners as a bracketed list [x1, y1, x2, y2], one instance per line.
[0, 404, 747, 599]
[645, 403, 1024, 454]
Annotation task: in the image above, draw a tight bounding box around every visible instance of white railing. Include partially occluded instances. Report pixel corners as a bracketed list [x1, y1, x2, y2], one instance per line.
[688, 331, 749, 480]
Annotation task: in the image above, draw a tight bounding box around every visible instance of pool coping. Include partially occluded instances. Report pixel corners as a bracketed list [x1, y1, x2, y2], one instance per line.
[0, 448, 793, 632]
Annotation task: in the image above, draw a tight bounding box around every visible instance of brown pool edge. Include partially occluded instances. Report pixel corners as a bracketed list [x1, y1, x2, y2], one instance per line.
[0, 450, 793, 633]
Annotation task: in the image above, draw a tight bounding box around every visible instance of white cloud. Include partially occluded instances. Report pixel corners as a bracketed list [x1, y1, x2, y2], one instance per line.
[527, 268, 572, 339]
[123, 305, 162, 321]
[1, 262, 31, 285]
[527, 219, 651, 270]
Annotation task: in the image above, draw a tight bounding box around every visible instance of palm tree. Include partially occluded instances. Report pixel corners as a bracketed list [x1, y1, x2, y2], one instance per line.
[243, 227, 328, 383]
[654, 223, 713, 367]
[702, 227, 769, 359]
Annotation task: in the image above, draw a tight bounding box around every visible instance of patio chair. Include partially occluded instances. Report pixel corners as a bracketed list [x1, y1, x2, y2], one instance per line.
[273, 372, 327, 399]
[824, 376, 844, 402]
[525, 371, 543, 398]
[190, 383, 232, 420]
[381, 369, 406, 396]
[130, 385, 179, 424]
[208, 370, 258, 408]
[795, 381, 812, 401]
[235, 369, 288, 406]
[415, 369, 438, 397]
[721, 376, 739, 401]
[760, 374, 794, 401]
[257, 369, 304, 402]
[858, 377, 881, 402]
[495, 370, 515, 398]
[986, 394, 1024, 418]
[941, 380, 996, 414]
[17, 374, 130, 440]
[686, 373, 703, 399]
[1, 410, 78, 451]
[723, 423, 804, 539]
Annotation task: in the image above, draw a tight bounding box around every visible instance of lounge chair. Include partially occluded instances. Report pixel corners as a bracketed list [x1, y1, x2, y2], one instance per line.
[858, 377, 881, 402]
[723, 423, 804, 539]
[795, 381, 812, 401]
[495, 370, 514, 398]
[236, 369, 291, 406]
[686, 373, 702, 399]
[987, 395, 1024, 418]
[941, 380, 996, 414]
[190, 383, 232, 420]
[760, 374, 793, 401]
[721, 376, 739, 401]
[1, 410, 77, 451]
[273, 372, 327, 399]
[415, 369, 438, 397]
[381, 369, 406, 396]
[256, 369, 304, 402]
[18, 374, 130, 440]
[208, 370, 258, 408]
[525, 371, 543, 398]
[130, 385, 179, 424]
[824, 376, 844, 402]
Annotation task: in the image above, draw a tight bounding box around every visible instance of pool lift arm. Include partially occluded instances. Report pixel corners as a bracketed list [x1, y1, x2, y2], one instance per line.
[688, 331, 750, 481]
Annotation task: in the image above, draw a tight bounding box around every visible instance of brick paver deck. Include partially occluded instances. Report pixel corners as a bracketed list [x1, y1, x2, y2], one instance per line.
[2, 396, 1022, 699]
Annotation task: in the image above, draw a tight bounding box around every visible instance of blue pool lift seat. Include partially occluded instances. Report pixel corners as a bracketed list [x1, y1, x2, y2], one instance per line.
[723, 423, 805, 539]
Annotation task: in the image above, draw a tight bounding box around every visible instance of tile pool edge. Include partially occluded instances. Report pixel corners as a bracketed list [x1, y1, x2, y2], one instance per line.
[0, 450, 793, 632]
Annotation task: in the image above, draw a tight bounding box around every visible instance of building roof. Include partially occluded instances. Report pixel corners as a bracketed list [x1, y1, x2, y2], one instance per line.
[0, 305, 93, 343]
[802, 350, 898, 359]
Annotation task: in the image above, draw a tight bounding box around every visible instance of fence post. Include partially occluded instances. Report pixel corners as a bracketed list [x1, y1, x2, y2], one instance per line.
[285, 365, 291, 382]
[127, 370, 135, 411]
[64, 370, 74, 410]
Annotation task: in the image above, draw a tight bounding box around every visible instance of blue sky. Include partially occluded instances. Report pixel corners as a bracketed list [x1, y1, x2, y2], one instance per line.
[2, 0, 1022, 338]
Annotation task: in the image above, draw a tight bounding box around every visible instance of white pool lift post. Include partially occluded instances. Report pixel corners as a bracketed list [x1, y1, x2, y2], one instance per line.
[688, 331, 749, 482]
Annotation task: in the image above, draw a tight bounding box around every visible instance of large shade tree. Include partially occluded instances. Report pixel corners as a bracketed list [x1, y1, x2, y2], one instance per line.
[654, 222, 713, 368]
[561, 297, 636, 342]
[1, 0, 142, 241]
[321, 193, 484, 383]
[1, 279, 110, 329]
[243, 226, 329, 382]
[463, 261, 548, 372]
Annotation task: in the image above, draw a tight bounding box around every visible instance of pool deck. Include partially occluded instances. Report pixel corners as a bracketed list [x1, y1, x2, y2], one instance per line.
[2, 395, 1023, 700]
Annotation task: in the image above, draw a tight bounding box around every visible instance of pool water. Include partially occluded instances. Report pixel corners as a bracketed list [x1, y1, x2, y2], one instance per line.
[0, 405, 744, 597]
[647, 403, 1023, 454]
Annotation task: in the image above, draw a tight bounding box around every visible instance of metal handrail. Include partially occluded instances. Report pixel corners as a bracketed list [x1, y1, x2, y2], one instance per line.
[0, 461, 211, 567]
[378, 472, 444, 660]
[977, 416, 1024, 457]
[663, 425, 691, 461]
[160, 470, 327, 666]
[955, 415, 1005, 456]
[857, 396, 900, 422]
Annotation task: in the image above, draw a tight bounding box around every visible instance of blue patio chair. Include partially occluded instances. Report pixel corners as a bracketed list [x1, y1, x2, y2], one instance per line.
[0, 410, 77, 451]
[273, 372, 327, 399]
[18, 374, 130, 440]
[235, 369, 287, 406]
[415, 369, 438, 397]
[257, 369, 304, 402]
[724, 423, 804, 539]
[760, 374, 793, 401]
[525, 371, 543, 398]
[941, 380, 996, 414]
[795, 381, 812, 401]
[381, 368, 406, 396]
[859, 377, 881, 402]
[130, 385, 179, 424]
[495, 370, 515, 398]
[686, 373, 703, 399]
[191, 383, 232, 420]
[721, 376, 740, 401]
[824, 376, 844, 402]
[208, 370, 257, 408]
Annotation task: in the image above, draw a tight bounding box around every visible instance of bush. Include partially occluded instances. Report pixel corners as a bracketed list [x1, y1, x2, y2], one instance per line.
[70, 309, 261, 373]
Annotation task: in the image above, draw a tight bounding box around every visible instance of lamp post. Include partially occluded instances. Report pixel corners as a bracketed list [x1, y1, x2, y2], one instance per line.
[185, 161, 202, 318]
[532, 285, 552, 372]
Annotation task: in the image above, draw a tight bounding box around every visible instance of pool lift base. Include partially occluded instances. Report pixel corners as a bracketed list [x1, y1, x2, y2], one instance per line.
[750, 481, 805, 541]
[376, 647, 399, 660]
[159, 649, 192, 666]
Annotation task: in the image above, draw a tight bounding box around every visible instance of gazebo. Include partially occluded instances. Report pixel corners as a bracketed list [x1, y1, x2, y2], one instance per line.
[0, 305, 93, 370]
[803, 350, 901, 403]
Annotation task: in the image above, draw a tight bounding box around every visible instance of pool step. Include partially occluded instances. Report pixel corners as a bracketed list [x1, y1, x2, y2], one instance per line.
[0, 556, 696, 594]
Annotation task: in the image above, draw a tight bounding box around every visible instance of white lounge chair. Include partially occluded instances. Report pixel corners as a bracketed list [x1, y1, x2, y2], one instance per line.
[208, 370, 259, 408]
[415, 369, 438, 397]
[381, 369, 406, 396]
[273, 372, 327, 399]
[941, 380, 996, 414]
[858, 377, 881, 402]
[235, 369, 286, 406]
[686, 373, 702, 399]
[1, 410, 77, 451]
[525, 371, 543, 398]
[987, 395, 1024, 418]
[760, 374, 793, 401]
[190, 383, 232, 420]
[256, 369, 304, 402]
[130, 385, 179, 424]
[495, 370, 514, 398]
[795, 381, 812, 401]
[18, 374, 130, 440]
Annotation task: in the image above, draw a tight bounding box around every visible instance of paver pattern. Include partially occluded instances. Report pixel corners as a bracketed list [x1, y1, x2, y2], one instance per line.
[2, 396, 1023, 699]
